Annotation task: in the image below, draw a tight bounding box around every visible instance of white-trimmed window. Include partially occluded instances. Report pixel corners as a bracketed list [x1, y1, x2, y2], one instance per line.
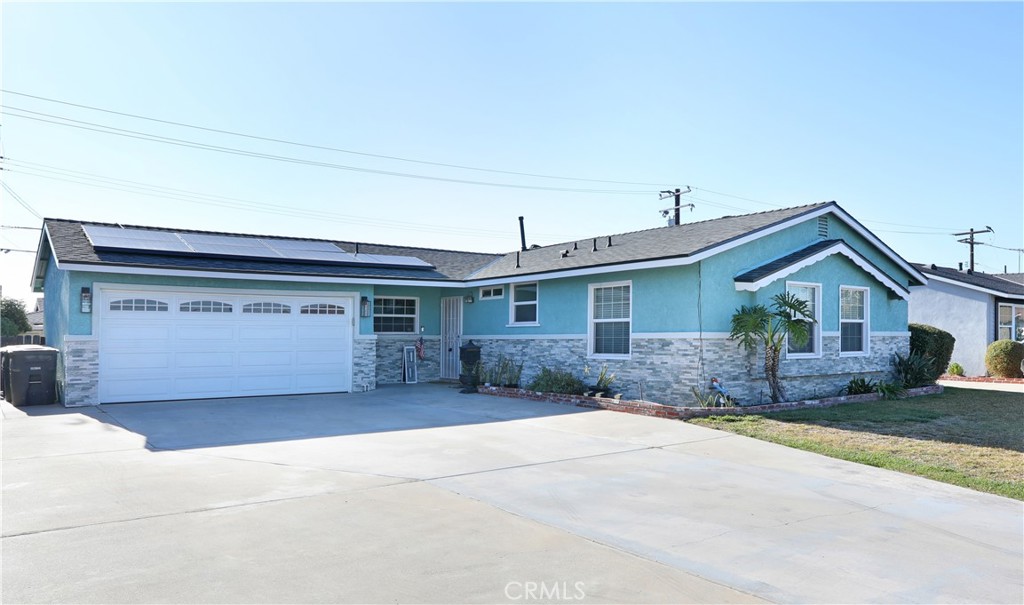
[840, 287, 869, 355]
[374, 297, 418, 333]
[180, 300, 233, 313]
[110, 298, 168, 312]
[243, 302, 291, 314]
[786, 282, 821, 357]
[509, 283, 538, 325]
[301, 303, 345, 315]
[589, 281, 631, 357]
[998, 303, 1024, 341]
[479, 286, 504, 300]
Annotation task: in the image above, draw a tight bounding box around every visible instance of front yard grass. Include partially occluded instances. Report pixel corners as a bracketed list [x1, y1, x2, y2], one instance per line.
[687, 387, 1024, 500]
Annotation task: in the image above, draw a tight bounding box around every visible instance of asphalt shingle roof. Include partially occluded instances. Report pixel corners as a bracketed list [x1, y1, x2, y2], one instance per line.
[468, 202, 835, 280]
[734, 239, 843, 284]
[914, 263, 1024, 299]
[44, 219, 500, 281]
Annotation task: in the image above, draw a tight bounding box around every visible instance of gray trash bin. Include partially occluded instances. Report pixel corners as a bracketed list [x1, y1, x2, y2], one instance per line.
[4, 345, 58, 406]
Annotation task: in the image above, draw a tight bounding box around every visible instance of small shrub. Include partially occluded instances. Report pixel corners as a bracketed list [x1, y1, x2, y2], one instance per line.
[583, 364, 617, 396]
[690, 386, 734, 408]
[947, 362, 965, 377]
[840, 376, 877, 396]
[527, 367, 585, 395]
[893, 351, 935, 388]
[875, 381, 906, 400]
[985, 340, 1024, 378]
[479, 355, 524, 387]
[909, 323, 956, 381]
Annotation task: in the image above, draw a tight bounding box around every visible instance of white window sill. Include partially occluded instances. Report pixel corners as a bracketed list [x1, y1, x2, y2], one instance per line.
[589, 353, 630, 360]
[506, 322, 540, 328]
[839, 351, 869, 357]
[786, 353, 821, 360]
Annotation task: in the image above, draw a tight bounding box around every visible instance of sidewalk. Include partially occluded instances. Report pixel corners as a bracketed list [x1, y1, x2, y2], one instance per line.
[937, 375, 1024, 393]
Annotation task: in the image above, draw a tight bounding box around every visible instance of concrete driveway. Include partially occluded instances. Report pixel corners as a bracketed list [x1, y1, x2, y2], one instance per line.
[3, 384, 1022, 604]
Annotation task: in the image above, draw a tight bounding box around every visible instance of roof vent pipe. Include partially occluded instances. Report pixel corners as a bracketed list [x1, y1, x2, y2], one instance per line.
[516, 251, 521, 269]
[355, 242, 360, 255]
[572, 242, 578, 251]
[958, 262, 963, 271]
[518, 216, 527, 252]
[592, 238, 597, 252]
[607, 236, 612, 247]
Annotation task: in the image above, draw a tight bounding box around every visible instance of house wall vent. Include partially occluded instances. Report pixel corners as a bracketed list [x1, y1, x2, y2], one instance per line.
[817, 216, 829, 238]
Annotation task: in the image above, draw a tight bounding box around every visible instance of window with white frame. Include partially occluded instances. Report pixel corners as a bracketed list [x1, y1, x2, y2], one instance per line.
[590, 282, 631, 356]
[180, 300, 233, 313]
[998, 303, 1024, 341]
[373, 297, 417, 333]
[786, 283, 820, 356]
[509, 283, 538, 325]
[479, 286, 504, 300]
[840, 287, 869, 354]
[109, 298, 168, 312]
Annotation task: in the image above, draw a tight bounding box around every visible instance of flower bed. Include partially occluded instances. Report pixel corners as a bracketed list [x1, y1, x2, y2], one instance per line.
[476, 385, 944, 420]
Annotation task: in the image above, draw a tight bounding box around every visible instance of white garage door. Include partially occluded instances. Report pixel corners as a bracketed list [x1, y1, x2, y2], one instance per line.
[97, 288, 354, 403]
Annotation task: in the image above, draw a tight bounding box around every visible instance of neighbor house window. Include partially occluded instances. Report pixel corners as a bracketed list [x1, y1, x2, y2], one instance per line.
[786, 282, 820, 357]
[180, 300, 233, 313]
[590, 281, 631, 357]
[840, 287, 869, 355]
[374, 297, 417, 333]
[242, 302, 291, 314]
[109, 299, 168, 312]
[509, 283, 538, 325]
[479, 286, 504, 300]
[998, 303, 1024, 341]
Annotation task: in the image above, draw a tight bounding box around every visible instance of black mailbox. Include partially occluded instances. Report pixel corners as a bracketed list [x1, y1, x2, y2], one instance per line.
[459, 340, 482, 385]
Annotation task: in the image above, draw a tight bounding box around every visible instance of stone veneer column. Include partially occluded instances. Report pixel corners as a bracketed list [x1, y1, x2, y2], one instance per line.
[374, 335, 441, 384]
[352, 337, 378, 392]
[61, 337, 100, 407]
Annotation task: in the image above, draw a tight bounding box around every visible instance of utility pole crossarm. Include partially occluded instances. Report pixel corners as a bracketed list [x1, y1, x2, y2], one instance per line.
[658, 186, 692, 226]
[953, 226, 994, 272]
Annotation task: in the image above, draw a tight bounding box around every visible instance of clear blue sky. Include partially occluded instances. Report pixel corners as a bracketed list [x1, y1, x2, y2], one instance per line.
[2, 2, 1021, 307]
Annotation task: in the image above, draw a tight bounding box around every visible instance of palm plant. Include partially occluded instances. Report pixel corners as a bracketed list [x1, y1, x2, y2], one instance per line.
[729, 292, 815, 403]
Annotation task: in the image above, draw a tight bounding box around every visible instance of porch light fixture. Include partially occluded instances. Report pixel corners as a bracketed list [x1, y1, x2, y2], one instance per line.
[80, 287, 92, 313]
[360, 296, 371, 317]
[463, 295, 474, 304]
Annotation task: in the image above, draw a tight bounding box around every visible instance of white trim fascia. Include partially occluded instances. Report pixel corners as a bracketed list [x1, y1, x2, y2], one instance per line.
[92, 282, 363, 298]
[826, 205, 926, 283]
[462, 333, 585, 341]
[353, 334, 378, 341]
[632, 331, 732, 339]
[872, 331, 912, 337]
[61, 263, 466, 288]
[31, 224, 56, 292]
[917, 273, 1024, 300]
[374, 334, 440, 339]
[734, 242, 911, 300]
[821, 331, 841, 337]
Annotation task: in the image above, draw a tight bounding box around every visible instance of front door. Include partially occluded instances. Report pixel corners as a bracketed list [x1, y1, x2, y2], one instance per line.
[440, 296, 463, 379]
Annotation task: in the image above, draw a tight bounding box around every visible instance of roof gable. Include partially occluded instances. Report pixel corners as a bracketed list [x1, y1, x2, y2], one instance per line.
[914, 264, 1024, 299]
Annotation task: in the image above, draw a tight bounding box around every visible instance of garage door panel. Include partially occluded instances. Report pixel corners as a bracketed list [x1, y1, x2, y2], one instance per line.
[177, 325, 234, 340]
[175, 376, 236, 395]
[100, 290, 353, 403]
[239, 326, 293, 340]
[239, 351, 294, 367]
[176, 351, 234, 369]
[296, 350, 347, 365]
[105, 352, 171, 370]
[105, 378, 175, 400]
[105, 325, 172, 343]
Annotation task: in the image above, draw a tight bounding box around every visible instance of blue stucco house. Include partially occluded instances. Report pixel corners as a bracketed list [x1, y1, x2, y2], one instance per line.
[31, 201, 925, 407]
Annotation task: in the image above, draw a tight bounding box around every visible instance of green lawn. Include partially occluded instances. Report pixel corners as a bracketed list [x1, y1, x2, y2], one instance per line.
[688, 387, 1024, 500]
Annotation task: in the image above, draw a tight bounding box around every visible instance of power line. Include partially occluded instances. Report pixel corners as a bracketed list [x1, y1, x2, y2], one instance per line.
[0, 225, 41, 230]
[1, 91, 672, 187]
[0, 159, 576, 240]
[0, 180, 43, 219]
[0, 248, 35, 253]
[2, 108, 657, 196]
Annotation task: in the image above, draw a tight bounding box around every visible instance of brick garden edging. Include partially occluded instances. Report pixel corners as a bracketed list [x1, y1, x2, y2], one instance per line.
[938, 375, 1024, 384]
[476, 384, 944, 420]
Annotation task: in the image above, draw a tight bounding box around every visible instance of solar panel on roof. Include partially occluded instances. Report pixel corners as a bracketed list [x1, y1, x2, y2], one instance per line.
[82, 224, 435, 269]
[83, 225, 193, 253]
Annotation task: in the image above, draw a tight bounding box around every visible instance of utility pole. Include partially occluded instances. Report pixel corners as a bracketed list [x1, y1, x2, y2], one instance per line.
[953, 226, 993, 272]
[659, 186, 693, 226]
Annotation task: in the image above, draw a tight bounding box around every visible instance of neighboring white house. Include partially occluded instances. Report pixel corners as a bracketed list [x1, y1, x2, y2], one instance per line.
[909, 264, 1024, 376]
